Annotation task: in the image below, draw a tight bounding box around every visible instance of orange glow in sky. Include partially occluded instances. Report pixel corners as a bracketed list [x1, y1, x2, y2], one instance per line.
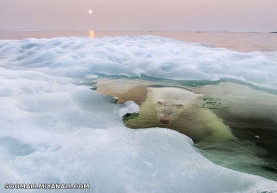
[89, 30, 95, 38]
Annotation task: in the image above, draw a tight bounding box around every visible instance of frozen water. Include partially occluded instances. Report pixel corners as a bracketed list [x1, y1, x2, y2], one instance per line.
[0, 36, 277, 89]
[117, 100, 140, 118]
[0, 36, 277, 193]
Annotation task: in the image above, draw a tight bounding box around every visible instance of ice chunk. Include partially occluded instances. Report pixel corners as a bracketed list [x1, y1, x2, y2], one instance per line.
[116, 100, 140, 118]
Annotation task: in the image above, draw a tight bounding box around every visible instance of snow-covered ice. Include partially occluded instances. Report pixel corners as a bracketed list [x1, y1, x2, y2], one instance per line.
[0, 36, 277, 193]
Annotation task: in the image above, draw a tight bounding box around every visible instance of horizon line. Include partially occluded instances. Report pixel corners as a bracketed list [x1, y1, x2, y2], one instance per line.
[0, 29, 276, 33]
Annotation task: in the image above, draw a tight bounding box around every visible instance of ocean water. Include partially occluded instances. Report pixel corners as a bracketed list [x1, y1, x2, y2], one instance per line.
[0, 35, 277, 193]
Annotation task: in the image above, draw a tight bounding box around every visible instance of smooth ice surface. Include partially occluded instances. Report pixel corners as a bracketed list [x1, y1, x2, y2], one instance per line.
[0, 36, 277, 193]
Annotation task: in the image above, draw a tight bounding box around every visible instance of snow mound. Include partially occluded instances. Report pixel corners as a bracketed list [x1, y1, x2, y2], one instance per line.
[0, 35, 276, 89]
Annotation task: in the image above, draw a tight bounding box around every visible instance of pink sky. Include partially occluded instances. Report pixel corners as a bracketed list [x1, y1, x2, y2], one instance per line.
[0, 0, 276, 32]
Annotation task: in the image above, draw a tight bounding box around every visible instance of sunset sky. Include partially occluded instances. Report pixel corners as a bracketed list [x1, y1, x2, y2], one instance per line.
[0, 0, 276, 32]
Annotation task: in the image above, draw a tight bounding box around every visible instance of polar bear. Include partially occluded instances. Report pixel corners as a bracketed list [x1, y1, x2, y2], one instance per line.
[125, 86, 234, 142]
[149, 87, 199, 124]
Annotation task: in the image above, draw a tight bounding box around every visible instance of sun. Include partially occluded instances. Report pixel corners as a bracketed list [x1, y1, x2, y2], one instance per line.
[88, 9, 93, 15]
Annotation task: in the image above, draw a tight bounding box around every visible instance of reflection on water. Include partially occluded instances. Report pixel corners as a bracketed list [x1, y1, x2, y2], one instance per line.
[89, 30, 95, 38]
